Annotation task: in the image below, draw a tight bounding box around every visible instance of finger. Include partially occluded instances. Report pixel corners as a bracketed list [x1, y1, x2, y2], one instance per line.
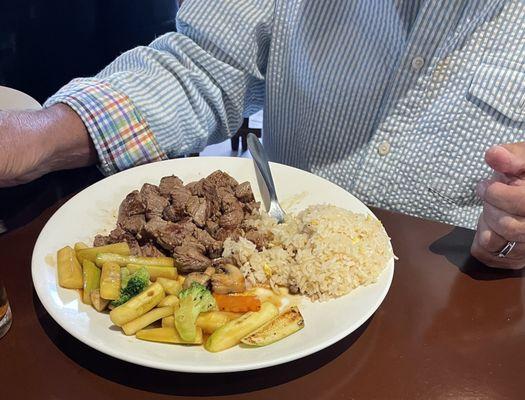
[475, 215, 525, 259]
[476, 174, 525, 202]
[489, 172, 525, 187]
[474, 213, 507, 253]
[471, 241, 525, 269]
[485, 143, 525, 177]
[471, 215, 525, 269]
[477, 181, 525, 216]
[483, 202, 525, 242]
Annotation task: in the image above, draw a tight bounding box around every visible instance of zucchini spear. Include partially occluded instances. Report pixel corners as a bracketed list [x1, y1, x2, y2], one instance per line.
[136, 327, 203, 345]
[95, 253, 174, 268]
[241, 306, 304, 346]
[162, 311, 241, 334]
[82, 260, 101, 305]
[100, 262, 121, 300]
[127, 263, 178, 281]
[90, 289, 110, 312]
[74, 242, 89, 252]
[122, 306, 174, 336]
[205, 302, 278, 352]
[156, 277, 182, 296]
[57, 246, 83, 289]
[158, 295, 180, 308]
[76, 242, 130, 263]
[110, 282, 165, 326]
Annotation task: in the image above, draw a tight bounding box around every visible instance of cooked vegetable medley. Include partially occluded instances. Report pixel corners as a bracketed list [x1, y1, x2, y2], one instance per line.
[56, 241, 304, 352]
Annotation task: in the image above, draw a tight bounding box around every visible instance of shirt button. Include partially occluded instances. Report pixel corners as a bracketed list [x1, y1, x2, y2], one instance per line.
[378, 141, 391, 156]
[411, 56, 425, 71]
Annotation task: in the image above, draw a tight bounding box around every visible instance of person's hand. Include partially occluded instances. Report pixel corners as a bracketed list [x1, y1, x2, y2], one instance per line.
[472, 143, 525, 269]
[0, 104, 96, 187]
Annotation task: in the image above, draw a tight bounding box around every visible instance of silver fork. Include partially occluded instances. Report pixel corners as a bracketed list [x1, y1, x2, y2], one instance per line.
[247, 133, 286, 223]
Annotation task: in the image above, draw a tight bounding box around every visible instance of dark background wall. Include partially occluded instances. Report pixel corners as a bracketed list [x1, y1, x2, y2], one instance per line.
[0, 0, 178, 104]
[0, 0, 179, 233]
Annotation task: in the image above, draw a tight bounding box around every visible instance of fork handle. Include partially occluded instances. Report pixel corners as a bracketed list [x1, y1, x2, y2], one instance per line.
[247, 133, 278, 202]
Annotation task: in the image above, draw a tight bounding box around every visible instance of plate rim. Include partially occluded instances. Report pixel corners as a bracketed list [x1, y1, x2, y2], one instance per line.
[31, 157, 394, 373]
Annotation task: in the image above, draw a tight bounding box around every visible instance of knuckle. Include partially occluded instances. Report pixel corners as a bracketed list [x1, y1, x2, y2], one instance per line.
[497, 216, 521, 240]
[477, 230, 492, 249]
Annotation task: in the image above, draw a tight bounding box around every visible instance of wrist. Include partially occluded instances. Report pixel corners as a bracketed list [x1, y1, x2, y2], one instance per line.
[0, 104, 97, 187]
[37, 104, 97, 173]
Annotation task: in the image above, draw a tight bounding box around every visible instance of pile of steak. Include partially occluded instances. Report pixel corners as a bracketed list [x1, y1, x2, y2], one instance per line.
[94, 170, 268, 273]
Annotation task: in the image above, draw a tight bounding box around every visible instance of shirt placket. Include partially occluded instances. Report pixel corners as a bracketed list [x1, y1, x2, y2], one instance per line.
[351, 0, 498, 207]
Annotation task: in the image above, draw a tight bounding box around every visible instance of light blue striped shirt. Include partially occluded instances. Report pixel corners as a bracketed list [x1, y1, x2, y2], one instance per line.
[47, 0, 525, 228]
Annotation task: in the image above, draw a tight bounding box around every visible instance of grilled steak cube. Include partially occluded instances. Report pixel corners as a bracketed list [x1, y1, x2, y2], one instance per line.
[174, 243, 212, 273]
[235, 181, 255, 203]
[159, 175, 183, 197]
[186, 196, 208, 227]
[117, 191, 146, 234]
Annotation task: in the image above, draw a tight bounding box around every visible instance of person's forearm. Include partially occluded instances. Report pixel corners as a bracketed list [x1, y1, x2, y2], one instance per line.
[0, 104, 97, 187]
[38, 104, 97, 172]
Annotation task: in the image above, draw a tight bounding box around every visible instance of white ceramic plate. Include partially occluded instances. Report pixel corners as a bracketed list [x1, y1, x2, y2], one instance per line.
[0, 86, 41, 111]
[32, 157, 394, 373]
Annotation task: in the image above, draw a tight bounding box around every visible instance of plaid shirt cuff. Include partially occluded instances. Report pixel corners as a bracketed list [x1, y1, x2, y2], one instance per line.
[45, 78, 167, 175]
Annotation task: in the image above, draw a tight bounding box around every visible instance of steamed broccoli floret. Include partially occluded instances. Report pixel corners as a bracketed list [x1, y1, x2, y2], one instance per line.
[111, 267, 149, 307]
[174, 282, 217, 341]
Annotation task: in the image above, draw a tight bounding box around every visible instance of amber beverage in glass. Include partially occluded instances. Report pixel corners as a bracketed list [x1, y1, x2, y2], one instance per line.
[0, 281, 12, 338]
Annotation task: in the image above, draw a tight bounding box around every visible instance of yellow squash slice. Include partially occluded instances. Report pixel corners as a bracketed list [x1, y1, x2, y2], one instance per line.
[241, 306, 304, 346]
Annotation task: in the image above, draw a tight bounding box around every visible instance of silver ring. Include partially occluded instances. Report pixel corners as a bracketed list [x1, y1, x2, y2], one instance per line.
[497, 241, 517, 258]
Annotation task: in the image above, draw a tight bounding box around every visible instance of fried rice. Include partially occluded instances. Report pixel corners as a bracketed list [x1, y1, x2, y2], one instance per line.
[223, 204, 392, 301]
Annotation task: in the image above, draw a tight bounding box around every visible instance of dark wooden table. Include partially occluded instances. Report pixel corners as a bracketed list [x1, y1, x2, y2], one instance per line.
[1, 174, 524, 399]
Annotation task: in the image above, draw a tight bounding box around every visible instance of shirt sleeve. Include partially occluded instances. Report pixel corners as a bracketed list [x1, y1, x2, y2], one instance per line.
[45, 0, 274, 175]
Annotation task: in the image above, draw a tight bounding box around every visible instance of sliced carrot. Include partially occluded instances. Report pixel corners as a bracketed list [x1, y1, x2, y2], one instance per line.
[213, 294, 261, 313]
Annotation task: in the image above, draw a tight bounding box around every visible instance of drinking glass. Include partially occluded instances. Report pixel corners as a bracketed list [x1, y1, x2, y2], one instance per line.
[0, 281, 12, 338]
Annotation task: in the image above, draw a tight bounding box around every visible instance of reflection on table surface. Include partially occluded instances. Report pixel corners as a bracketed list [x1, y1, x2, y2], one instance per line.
[0, 166, 524, 400]
[0, 166, 103, 234]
